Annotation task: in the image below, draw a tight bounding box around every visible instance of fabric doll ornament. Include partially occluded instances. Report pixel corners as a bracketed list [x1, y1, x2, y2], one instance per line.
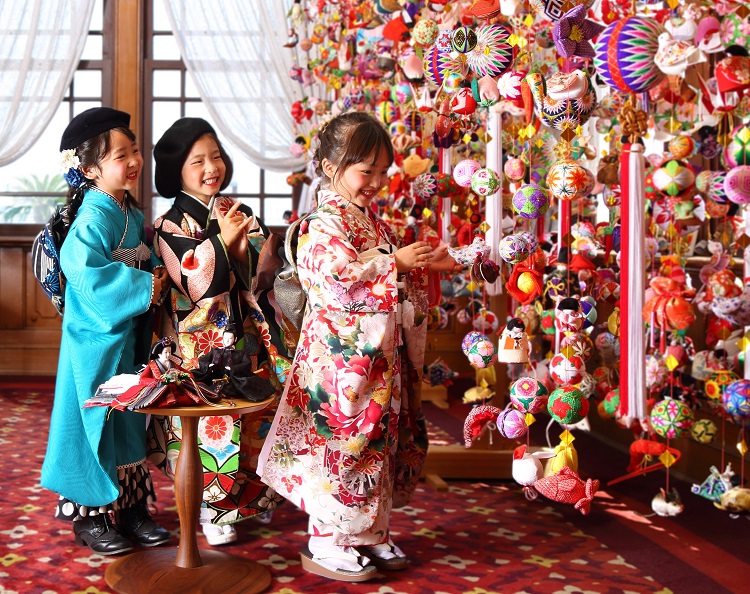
[525, 70, 597, 131]
[555, 297, 584, 334]
[497, 318, 530, 364]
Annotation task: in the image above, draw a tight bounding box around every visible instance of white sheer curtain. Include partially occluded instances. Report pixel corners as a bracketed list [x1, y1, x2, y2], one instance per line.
[0, 0, 95, 167]
[162, 0, 308, 173]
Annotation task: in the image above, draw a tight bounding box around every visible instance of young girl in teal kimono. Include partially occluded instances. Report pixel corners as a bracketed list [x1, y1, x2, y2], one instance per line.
[148, 118, 291, 546]
[257, 112, 459, 582]
[41, 107, 171, 555]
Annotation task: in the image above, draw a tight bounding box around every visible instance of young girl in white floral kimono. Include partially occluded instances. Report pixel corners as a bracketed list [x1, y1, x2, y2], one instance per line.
[258, 112, 459, 582]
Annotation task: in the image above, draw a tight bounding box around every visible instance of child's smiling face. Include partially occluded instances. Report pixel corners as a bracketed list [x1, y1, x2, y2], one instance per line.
[325, 148, 391, 208]
[181, 134, 226, 204]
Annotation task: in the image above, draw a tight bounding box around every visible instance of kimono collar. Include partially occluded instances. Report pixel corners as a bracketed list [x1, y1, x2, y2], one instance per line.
[174, 191, 214, 221]
[317, 189, 370, 215]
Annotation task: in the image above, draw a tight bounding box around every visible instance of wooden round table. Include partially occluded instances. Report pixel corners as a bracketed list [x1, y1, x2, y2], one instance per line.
[105, 397, 274, 594]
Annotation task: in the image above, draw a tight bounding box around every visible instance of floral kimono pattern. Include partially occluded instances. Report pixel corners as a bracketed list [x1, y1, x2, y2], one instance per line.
[147, 192, 290, 525]
[258, 190, 429, 546]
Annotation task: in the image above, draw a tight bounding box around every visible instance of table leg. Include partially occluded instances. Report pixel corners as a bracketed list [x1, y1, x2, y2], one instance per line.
[174, 415, 202, 568]
[105, 414, 272, 593]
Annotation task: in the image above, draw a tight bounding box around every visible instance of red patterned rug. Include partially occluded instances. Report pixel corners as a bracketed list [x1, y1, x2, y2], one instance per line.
[1, 383, 748, 594]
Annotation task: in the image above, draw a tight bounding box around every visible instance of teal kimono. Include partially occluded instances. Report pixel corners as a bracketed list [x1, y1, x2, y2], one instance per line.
[41, 189, 160, 507]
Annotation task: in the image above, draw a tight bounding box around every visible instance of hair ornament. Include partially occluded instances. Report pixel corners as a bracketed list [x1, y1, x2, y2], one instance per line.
[59, 149, 86, 188]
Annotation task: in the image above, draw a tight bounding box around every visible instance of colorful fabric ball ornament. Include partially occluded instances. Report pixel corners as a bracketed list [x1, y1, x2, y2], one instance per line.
[472, 308, 500, 333]
[510, 376, 548, 414]
[546, 159, 590, 201]
[550, 352, 585, 386]
[498, 234, 530, 264]
[690, 419, 718, 445]
[579, 296, 598, 329]
[453, 159, 482, 188]
[561, 333, 593, 361]
[466, 24, 513, 78]
[413, 172, 438, 200]
[548, 385, 588, 425]
[471, 168, 501, 196]
[595, 331, 620, 365]
[652, 159, 695, 198]
[518, 230, 539, 255]
[375, 100, 398, 125]
[512, 184, 550, 219]
[504, 156, 526, 182]
[645, 355, 669, 391]
[707, 171, 728, 205]
[497, 408, 529, 439]
[404, 111, 423, 134]
[600, 388, 620, 418]
[443, 71, 464, 93]
[724, 125, 750, 168]
[424, 31, 462, 87]
[724, 166, 750, 205]
[594, 16, 666, 94]
[649, 397, 694, 439]
[412, 18, 439, 47]
[389, 121, 407, 136]
[466, 335, 497, 368]
[577, 372, 596, 399]
[705, 370, 740, 401]
[723, 380, 750, 420]
[462, 330, 486, 355]
[668, 135, 695, 160]
[451, 26, 478, 53]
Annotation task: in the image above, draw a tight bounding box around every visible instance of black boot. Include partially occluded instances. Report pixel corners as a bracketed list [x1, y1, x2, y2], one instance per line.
[74, 514, 134, 556]
[117, 504, 171, 547]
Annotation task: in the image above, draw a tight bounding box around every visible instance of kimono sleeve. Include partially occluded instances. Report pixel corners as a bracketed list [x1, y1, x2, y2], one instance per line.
[60, 217, 153, 333]
[299, 215, 399, 314]
[155, 216, 232, 303]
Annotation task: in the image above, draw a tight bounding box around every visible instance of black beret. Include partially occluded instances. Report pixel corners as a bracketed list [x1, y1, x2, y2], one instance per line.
[60, 107, 130, 151]
[154, 117, 233, 198]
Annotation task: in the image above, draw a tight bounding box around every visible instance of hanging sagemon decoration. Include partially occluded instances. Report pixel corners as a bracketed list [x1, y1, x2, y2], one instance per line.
[705, 370, 740, 402]
[453, 159, 482, 188]
[549, 351, 585, 386]
[649, 397, 694, 440]
[525, 70, 597, 131]
[722, 380, 750, 424]
[651, 159, 696, 199]
[498, 234, 531, 264]
[594, 16, 666, 94]
[512, 184, 550, 219]
[723, 124, 750, 168]
[466, 23, 514, 78]
[510, 376, 549, 414]
[548, 385, 589, 425]
[466, 334, 498, 369]
[470, 167, 502, 196]
[497, 407, 529, 440]
[724, 165, 750, 205]
[546, 159, 591, 201]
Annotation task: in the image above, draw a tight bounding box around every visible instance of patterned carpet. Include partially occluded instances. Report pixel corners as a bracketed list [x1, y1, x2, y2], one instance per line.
[1, 383, 749, 594]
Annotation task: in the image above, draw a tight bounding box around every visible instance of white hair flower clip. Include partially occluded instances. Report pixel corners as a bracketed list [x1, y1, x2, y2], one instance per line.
[59, 149, 80, 174]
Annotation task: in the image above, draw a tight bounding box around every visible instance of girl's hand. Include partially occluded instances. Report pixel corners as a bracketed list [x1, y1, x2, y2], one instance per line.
[151, 273, 165, 304]
[395, 241, 433, 273]
[216, 201, 253, 250]
[428, 242, 464, 273]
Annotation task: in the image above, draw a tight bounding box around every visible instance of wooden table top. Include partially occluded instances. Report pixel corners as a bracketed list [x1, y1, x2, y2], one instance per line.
[138, 396, 275, 417]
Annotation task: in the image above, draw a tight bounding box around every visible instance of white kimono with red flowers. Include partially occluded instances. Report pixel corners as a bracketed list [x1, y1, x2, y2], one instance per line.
[258, 190, 429, 546]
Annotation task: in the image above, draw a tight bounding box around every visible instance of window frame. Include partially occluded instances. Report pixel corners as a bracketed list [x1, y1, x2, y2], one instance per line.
[0, 0, 113, 239]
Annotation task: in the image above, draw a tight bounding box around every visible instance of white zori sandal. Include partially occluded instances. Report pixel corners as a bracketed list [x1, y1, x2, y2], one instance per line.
[300, 535, 377, 582]
[362, 538, 408, 570]
[202, 523, 237, 546]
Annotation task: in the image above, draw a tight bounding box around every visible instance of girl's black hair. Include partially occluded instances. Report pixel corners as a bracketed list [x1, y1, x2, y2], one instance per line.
[67, 126, 140, 212]
[314, 112, 394, 188]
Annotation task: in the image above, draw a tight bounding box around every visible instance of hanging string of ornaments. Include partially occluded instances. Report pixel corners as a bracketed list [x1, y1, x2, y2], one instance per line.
[283, 0, 750, 518]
